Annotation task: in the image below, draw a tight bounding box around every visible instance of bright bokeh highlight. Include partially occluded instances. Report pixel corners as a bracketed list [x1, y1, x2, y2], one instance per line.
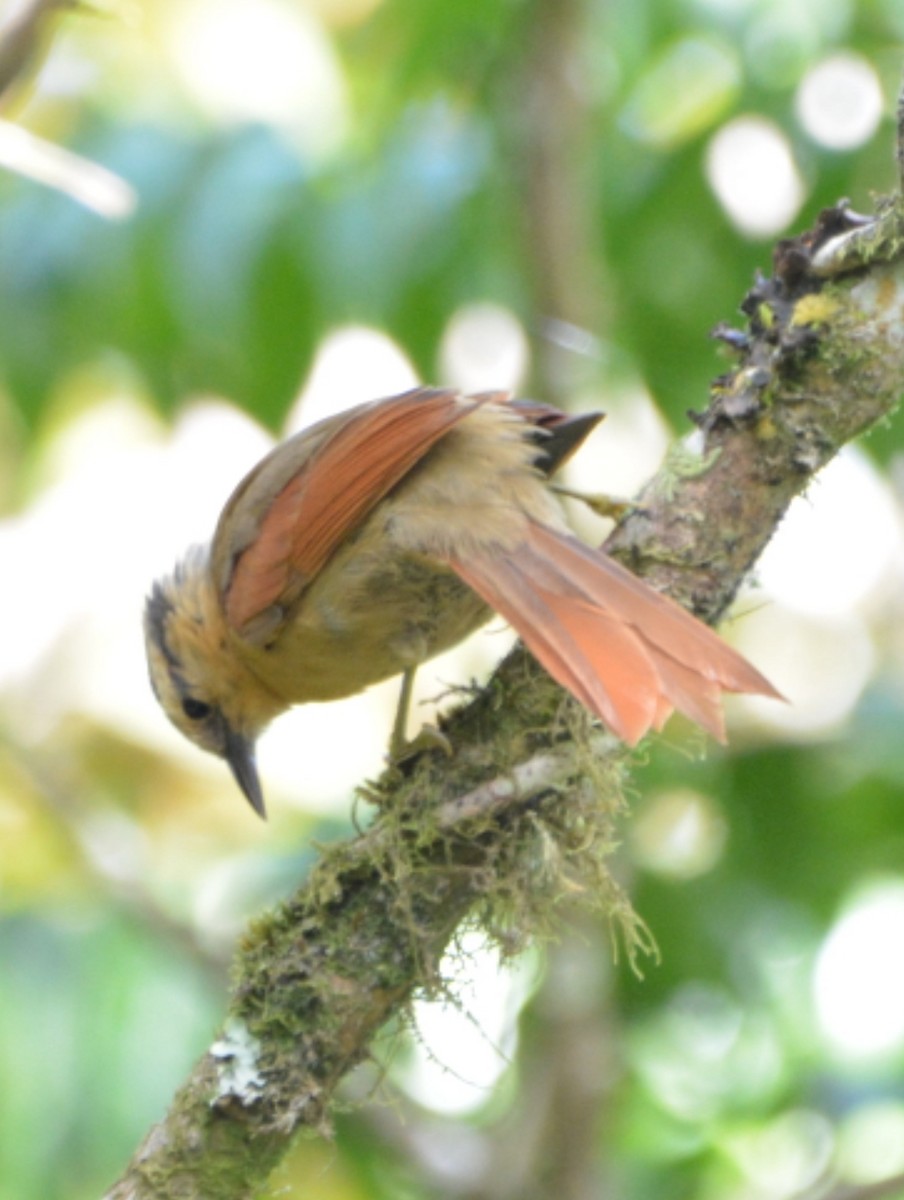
[814, 883, 904, 1058]
[705, 115, 805, 236]
[756, 448, 902, 619]
[167, 0, 348, 151]
[736, 447, 902, 738]
[631, 788, 727, 880]
[402, 935, 537, 1115]
[796, 53, 884, 151]
[440, 303, 529, 395]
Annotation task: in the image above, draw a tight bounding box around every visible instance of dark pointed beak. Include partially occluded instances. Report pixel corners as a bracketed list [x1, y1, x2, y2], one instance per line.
[224, 729, 266, 820]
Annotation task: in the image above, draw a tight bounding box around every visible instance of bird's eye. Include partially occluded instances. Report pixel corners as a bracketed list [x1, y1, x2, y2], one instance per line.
[182, 697, 212, 721]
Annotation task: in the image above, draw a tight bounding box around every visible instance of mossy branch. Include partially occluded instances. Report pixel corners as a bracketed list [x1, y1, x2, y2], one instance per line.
[104, 149, 904, 1200]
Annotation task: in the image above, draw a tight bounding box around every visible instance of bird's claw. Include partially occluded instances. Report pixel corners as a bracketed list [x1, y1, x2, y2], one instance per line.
[390, 723, 454, 766]
[552, 485, 646, 522]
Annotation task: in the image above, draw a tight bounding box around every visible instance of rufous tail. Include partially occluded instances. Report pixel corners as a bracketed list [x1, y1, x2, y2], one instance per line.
[448, 522, 781, 745]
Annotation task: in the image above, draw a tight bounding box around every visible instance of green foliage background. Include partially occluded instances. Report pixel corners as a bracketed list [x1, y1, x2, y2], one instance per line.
[2, 1, 904, 1198]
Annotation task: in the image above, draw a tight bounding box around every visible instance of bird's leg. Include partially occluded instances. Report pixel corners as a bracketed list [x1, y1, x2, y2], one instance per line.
[388, 667, 453, 764]
[389, 666, 417, 760]
[551, 484, 643, 522]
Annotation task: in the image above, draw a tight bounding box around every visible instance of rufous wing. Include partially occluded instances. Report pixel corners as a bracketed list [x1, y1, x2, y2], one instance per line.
[448, 521, 781, 745]
[219, 388, 484, 635]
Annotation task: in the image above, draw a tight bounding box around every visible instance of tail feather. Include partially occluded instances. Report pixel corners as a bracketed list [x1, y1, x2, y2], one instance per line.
[646, 650, 726, 742]
[493, 587, 656, 742]
[525, 524, 780, 698]
[548, 600, 667, 743]
[447, 521, 780, 746]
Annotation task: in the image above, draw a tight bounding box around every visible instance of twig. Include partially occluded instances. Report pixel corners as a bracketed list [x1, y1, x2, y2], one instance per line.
[434, 737, 615, 829]
[0, 0, 74, 107]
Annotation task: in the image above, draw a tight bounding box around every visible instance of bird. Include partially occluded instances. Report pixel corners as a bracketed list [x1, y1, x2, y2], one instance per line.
[144, 387, 780, 817]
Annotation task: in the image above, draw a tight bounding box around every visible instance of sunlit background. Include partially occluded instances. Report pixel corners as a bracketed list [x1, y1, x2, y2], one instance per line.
[2, 0, 904, 1198]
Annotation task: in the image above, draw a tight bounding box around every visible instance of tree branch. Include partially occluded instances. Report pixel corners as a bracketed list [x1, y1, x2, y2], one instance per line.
[104, 100, 904, 1200]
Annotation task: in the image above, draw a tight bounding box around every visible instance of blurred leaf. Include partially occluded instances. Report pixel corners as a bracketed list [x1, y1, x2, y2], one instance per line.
[0, 910, 220, 1199]
[620, 36, 741, 148]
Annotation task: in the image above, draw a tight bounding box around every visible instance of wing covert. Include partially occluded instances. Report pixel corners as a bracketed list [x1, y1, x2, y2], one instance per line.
[214, 388, 483, 637]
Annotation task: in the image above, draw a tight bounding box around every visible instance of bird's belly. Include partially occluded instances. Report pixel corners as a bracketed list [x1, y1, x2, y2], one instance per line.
[231, 552, 490, 704]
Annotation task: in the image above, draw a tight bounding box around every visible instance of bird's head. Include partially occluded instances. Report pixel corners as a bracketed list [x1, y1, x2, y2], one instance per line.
[143, 551, 284, 818]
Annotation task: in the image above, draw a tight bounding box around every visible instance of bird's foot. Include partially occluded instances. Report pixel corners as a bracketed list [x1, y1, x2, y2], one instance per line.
[390, 722, 454, 766]
[551, 485, 645, 522]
